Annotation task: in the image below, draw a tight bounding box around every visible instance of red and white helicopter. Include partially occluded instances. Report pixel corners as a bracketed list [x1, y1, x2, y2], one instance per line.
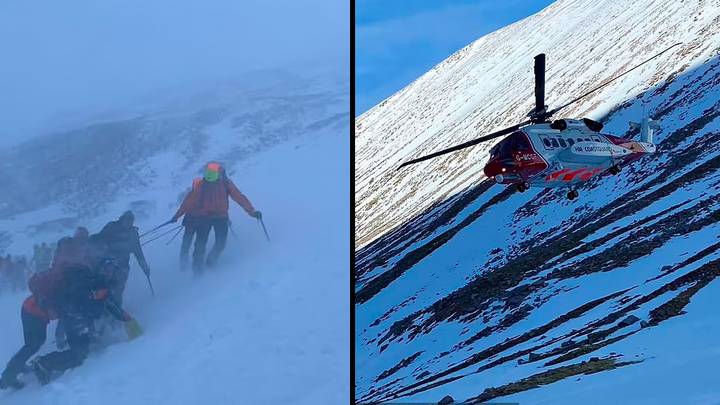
[398, 43, 681, 200]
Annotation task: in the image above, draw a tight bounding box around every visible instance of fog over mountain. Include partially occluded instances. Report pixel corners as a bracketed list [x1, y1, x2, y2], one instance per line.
[0, 0, 349, 145]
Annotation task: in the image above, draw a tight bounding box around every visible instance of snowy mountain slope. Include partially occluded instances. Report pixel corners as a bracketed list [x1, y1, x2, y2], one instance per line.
[0, 71, 348, 224]
[0, 74, 349, 404]
[355, 0, 720, 403]
[355, 0, 720, 248]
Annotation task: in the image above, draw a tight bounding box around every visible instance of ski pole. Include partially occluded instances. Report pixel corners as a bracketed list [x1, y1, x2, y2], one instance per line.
[165, 225, 184, 245]
[229, 221, 238, 239]
[145, 273, 155, 297]
[141, 225, 183, 246]
[258, 218, 270, 242]
[140, 220, 173, 238]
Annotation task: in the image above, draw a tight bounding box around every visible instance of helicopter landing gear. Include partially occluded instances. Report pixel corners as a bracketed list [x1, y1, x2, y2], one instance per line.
[608, 165, 622, 175]
[567, 189, 579, 200]
[516, 182, 529, 192]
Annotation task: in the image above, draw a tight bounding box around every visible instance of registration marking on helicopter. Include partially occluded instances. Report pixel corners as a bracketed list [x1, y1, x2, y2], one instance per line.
[575, 145, 613, 153]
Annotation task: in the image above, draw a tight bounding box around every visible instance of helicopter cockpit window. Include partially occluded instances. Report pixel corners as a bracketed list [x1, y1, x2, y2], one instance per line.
[567, 138, 575, 146]
[577, 138, 583, 142]
[585, 138, 591, 141]
[490, 136, 514, 159]
[550, 138, 559, 148]
[489, 143, 502, 159]
[592, 137, 600, 142]
[558, 138, 567, 148]
[510, 131, 530, 151]
[542, 138, 551, 148]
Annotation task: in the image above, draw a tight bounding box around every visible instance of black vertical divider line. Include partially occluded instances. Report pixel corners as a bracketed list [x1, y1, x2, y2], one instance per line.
[350, 0, 357, 403]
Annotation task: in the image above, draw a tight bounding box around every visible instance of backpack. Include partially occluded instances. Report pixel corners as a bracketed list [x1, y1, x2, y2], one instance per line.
[28, 270, 63, 300]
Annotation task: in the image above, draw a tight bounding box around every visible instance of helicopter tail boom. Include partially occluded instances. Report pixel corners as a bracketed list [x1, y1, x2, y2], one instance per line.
[629, 117, 660, 143]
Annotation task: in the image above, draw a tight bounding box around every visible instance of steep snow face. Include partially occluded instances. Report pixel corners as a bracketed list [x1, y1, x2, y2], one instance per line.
[355, 0, 720, 247]
[0, 74, 349, 404]
[355, 0, 720, 403]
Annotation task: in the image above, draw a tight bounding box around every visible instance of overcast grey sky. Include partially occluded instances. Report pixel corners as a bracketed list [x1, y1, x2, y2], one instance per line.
[0, 0, 348, 144]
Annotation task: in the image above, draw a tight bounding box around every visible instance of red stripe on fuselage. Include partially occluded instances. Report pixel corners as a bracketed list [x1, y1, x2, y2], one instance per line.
[561, 169, 586, 181]
[578, 168, 602, 181]
[544, 167, 602, 183]
[546, 168, 572, 181]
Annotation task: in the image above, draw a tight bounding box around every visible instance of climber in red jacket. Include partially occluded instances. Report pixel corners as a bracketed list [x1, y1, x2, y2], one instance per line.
[0, 258, 137, 389]
[171, 162, 261, 273]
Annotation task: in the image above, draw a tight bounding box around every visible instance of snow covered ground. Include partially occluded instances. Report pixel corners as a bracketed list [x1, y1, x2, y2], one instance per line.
[0, 117, 349, 403]
[506, 277, 720, 405]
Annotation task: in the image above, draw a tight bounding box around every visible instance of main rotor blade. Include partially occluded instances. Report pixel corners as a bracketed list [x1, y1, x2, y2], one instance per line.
[397, 122, 528, 170]
[547, 42, 682, 117]
[534, 53, 546, 113]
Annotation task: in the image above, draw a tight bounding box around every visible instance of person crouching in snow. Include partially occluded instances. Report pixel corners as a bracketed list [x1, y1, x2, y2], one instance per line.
[0, 259, 140, 389]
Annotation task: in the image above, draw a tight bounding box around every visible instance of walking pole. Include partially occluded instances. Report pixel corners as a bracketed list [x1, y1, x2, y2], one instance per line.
[229, 220, 238, 239]
[141, 225, 183, 246]
[166, 225, 184, 245]
[145, 272, 155, 297]
[258, 218, 270, 242]
[140, 220, 173, 238]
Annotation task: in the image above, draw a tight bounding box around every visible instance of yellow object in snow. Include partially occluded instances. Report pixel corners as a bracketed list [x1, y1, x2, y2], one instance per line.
[125, 318, 144, 340]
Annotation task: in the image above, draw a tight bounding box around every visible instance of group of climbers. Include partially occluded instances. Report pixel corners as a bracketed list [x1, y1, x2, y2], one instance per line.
[31, 243, 53, 273]
[0, 214, 147, 389]
[0, 255, 29, 293]
[1, 255, 138, 389]
[1, 241, 59, 294]
[0, 161, 261, 389]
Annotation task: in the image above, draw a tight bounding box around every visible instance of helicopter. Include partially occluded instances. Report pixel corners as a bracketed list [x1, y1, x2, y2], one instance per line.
[398, 43, 681, 200]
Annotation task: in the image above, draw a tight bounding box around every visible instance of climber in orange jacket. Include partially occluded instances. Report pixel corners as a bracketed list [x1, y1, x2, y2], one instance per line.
[171, 162, 261, 273]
